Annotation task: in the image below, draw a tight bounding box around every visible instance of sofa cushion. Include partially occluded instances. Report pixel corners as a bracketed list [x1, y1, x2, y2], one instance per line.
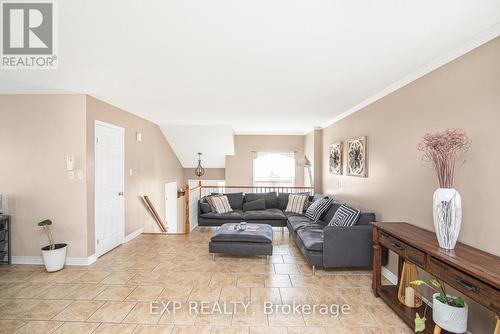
[312, 193, 327, 202]
[297, 228, 324, 251]
[200, 202, 212, 213]
[329, 204, 360, 227]
[201, 210, 244, 220]
[357, 212, 376, 225]
[321, 202, 341, 223]
[245, 192, 278, 209]
[244, 208, 286, 220]
[243, 199, 266, 211]
[212, 192, 244, 210]
[284, 194, 309, 214]
[288, 218, 312, 232]
[278, 192, 310, 210]
[305, 198, 333, 222]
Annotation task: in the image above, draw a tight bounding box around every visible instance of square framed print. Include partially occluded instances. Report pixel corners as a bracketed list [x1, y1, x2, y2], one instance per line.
[329, 142, 343, 174]
[346, 136, 367, 177]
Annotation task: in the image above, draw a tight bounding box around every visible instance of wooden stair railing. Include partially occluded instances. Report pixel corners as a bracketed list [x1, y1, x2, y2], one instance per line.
[142, 195, 167, 233]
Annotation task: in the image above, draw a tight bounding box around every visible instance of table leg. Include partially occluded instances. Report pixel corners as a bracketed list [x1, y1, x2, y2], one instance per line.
[372, 227, 381, 297]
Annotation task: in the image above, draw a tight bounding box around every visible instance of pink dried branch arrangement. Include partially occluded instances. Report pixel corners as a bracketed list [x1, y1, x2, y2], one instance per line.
[417, 129, 471, 188]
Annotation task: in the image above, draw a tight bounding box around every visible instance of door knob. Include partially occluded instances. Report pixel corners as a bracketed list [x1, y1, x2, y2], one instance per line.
[118, 191, 124, 196]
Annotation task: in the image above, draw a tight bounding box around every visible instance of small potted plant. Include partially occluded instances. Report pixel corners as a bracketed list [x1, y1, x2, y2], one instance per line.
[411, 277, 468, 333]
[38, 219, 67, 272]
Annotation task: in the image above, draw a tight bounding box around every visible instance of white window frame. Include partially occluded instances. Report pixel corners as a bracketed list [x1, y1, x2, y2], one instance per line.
[252, 151, 296, 186]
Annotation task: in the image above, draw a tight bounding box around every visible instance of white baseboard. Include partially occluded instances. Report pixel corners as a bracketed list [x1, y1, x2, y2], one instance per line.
[12, 254, 97, 266]
[123, 228, 143, 243]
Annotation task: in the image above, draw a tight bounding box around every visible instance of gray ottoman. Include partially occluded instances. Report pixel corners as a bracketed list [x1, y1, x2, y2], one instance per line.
[209, 223, 273, 262]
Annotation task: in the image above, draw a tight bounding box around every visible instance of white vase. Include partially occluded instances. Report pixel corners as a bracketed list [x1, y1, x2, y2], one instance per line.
[41, 243, 67, 272]
[433, 188, 462, 250]
[432, 293, 468, 333]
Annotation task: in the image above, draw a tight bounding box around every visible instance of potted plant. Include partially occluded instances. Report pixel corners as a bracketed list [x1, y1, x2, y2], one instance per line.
[38, 219, 67, 272]
[411, 277, 468, 333]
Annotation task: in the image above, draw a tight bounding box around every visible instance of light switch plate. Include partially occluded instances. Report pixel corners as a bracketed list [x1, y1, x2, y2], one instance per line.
[68, 171, 75, 180]
[129, 169, 133, 176]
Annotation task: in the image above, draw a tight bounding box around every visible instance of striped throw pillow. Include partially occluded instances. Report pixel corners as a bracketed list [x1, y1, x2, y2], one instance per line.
[305, 198, 332, 222]
[207, 195, 233, 214]
[329, 204, 360, 227]
[285, 194, 308, 214]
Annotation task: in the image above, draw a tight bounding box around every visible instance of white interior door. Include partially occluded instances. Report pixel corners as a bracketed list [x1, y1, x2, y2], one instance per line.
[165, 182, 178, 233]
[95, 121, 125, 257]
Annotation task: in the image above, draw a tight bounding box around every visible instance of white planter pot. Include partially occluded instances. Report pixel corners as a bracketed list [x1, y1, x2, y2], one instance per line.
[41, 243, 67, 272]
[432, 293, 468, 333]
[433, 188, 462, 249]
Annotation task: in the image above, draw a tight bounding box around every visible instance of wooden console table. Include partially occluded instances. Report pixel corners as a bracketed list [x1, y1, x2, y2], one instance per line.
[372, 222, 500, 333]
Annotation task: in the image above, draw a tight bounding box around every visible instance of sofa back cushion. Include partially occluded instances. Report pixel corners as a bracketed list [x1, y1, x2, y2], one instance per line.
[245, 192, 278, 209]
[357, 212, 376, 225]
[212, 192, 244, 210]
[199, 200, 212, 213]
[312, 193, 327, 202]
[243, 198, 266, 211]
[321, 202, 341, 223]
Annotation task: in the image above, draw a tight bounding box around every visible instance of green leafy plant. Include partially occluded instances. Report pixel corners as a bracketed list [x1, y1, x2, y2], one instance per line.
[38, 219, 55, 250]
[411, 277, 465, 307]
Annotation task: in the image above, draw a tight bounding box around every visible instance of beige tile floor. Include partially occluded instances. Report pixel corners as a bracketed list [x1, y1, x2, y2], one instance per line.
[0, 227, 411, 334]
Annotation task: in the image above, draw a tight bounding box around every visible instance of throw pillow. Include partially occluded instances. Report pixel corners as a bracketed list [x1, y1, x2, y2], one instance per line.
[200, 202, 212, 213]
[243, 198, 266, 211]
[207, 195, 233, 214]
[328, 204, 360, 227]
[279, 192, 310, 210]
[305, 198, 333, 222]
[206, 194, 221, 211]
[285, 194, 308, 214]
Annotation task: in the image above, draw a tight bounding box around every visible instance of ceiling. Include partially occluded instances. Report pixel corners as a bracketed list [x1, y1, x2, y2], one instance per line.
[160, 125, 234, 168]
[1, 0, 499, 135]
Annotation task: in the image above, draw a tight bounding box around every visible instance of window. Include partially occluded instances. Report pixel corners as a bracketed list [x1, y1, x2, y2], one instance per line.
[253, 151, 296, 186]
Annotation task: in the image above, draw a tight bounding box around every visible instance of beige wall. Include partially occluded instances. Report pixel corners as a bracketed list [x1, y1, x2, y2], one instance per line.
[183, 168, 225, 186]
[225, 135, 305, 186]
[0, 94, 184, 259]
[321, 37, 500, 332]
[86, 96, 184, 254]
[0, 95, 88, 258]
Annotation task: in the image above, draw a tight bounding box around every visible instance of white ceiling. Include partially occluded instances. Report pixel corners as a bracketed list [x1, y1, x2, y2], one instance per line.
[1, 0, 499, 134]
[160, 125, 234, 168]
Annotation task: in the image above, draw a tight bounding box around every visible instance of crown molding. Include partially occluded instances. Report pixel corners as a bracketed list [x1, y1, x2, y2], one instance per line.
[321, 22, 500, 129]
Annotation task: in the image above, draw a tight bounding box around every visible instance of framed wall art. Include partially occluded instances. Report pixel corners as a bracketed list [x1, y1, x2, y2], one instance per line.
[347, 136, 367, 177]
[329, 142, 343, 174]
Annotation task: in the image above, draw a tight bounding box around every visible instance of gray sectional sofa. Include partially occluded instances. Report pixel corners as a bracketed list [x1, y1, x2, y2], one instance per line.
[198, 192, 387, 270]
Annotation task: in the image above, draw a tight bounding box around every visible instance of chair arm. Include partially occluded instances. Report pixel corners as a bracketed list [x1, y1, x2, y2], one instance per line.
[322, 224, 374, 268]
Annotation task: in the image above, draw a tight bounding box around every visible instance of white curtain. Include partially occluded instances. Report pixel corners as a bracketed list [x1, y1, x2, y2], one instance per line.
[252, 151, 296, 186]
